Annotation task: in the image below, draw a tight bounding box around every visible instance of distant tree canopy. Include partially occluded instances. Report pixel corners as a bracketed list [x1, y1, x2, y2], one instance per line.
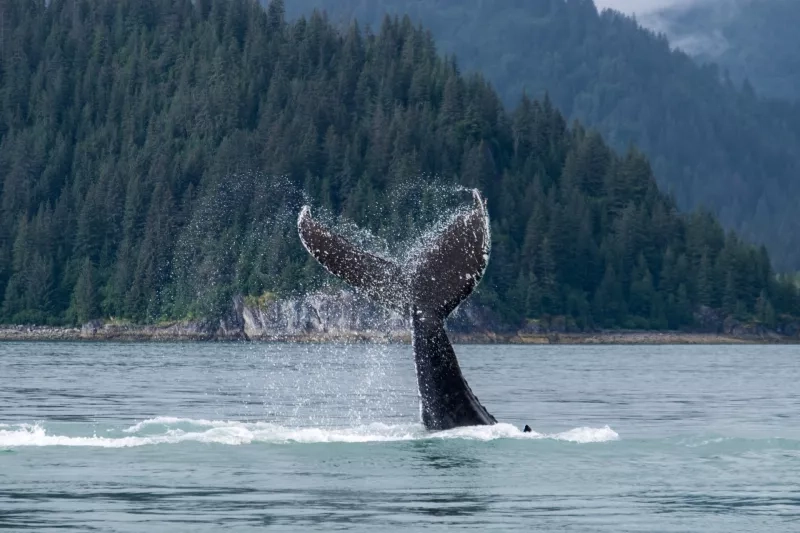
[0, 0, 798, 329]
[283, 0, 800, 272]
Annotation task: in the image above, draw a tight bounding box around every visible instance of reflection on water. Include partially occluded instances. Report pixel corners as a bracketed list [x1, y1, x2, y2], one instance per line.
[1, 484, 498, 528]
[640, 491, 800, 516]
[409, 439, 484, 470]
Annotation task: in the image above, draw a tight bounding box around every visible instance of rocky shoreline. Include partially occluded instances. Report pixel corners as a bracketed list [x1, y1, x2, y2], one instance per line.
[1, 291, 797, 344]
[0, 324, 795, 345]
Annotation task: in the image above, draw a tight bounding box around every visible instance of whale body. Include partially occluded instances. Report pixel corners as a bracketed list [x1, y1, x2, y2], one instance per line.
[297, 189, 497, 430]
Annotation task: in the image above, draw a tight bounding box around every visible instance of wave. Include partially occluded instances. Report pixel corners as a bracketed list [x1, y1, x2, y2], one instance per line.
[0, 418, 619, 448]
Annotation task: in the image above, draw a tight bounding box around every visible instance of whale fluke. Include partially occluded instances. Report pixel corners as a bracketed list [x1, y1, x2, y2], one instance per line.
[410, 190, 491, 319]
[298, 206, 409, 312]
[297, 189, 497, 430]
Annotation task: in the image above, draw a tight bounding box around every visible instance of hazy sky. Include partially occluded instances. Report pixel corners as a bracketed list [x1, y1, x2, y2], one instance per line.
[594, 0, 709, 15]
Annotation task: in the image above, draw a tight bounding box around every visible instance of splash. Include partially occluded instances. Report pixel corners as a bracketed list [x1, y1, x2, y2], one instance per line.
[309, 177, 481, 264]
[0, 419, 619, 448]
[169, 172, 307, 316]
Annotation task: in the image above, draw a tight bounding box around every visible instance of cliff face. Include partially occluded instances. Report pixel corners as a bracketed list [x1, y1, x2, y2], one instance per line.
[241, 291, 409, 341]
[240, 291, 504, 341]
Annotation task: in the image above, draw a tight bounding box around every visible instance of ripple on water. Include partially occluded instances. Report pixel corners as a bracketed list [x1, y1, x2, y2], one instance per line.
[1, 342, 798, 532]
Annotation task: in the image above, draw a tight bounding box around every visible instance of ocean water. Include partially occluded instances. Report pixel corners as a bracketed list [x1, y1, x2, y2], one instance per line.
[0, 342, 798, 531]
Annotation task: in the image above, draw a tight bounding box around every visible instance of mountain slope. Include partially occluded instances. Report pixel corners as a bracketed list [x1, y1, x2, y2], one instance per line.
[284, 0, 800, 270]
[0, 0, 797, 329]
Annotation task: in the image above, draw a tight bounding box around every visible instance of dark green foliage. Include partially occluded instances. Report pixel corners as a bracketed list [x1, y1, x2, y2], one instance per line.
[0, 0, 798, 330]
[283, 0, 800, 271]
[69, 258, 99, 324]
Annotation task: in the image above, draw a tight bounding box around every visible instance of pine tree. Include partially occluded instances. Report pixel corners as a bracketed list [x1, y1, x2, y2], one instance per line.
[71, 258, 99, 324]
[697, 248, 714, 307]
[723, 270, 738, 317]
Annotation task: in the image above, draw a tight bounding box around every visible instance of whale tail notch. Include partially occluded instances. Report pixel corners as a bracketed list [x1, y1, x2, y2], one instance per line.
[297, 189, 490, 319]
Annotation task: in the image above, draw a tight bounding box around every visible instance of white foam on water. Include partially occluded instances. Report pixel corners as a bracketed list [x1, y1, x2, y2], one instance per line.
[550, 425, 621, 443]
[0, 419, 619, 448]
[122, 416, 233, 433]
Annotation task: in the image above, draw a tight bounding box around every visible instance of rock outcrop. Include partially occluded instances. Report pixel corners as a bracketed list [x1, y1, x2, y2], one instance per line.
[239, 290, 505, 341]
[242, 290, 408, 341]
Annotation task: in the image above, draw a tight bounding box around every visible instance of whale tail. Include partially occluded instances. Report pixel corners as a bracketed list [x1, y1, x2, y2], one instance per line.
[297, 189, 491, 318]
[297, 189, 496, 430]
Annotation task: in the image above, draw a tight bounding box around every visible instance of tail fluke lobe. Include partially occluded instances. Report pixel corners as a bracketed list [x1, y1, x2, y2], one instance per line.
[411, 189, 490, 320]
[297, 206, 409, 312]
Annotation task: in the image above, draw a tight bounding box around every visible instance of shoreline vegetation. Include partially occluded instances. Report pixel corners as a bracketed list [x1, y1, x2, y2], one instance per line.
[0, 323, 796, 345]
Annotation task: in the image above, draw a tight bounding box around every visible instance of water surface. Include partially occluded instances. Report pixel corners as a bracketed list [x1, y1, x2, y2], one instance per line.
[1, 342, 798, 531]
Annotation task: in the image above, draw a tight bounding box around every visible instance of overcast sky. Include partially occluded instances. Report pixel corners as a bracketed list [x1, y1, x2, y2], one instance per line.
[594, 0, 712, 15]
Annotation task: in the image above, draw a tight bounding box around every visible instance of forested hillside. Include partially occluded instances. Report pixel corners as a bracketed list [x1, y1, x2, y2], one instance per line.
[1, 0, 798, 330]
[649, 0, 800, 102]
[284, 0, 800, 271]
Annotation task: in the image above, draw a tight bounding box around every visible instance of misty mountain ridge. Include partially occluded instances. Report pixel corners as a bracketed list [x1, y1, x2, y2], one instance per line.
[640, 0, 799, 102]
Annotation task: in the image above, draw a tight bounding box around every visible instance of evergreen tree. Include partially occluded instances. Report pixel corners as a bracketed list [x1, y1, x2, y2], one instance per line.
[70, 258, 99, 324]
